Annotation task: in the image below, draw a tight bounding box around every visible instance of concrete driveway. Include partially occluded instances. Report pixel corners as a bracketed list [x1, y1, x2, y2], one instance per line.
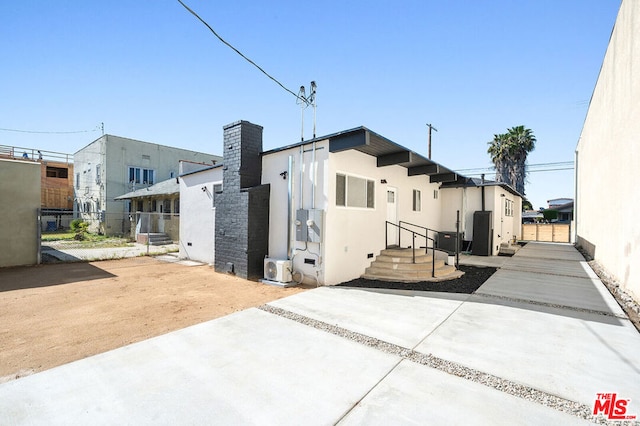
[1, 242, 639, 425]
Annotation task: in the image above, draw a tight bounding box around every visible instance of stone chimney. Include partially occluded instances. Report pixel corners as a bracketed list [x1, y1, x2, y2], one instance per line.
[214, 121, 270, 280]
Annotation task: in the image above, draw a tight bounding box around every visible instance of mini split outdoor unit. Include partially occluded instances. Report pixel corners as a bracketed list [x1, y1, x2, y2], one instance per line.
[264, 258, 292, 283]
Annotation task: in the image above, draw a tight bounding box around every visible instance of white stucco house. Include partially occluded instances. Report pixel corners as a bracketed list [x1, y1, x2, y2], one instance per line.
[575, 0, 639, 304]
[180, 121, 523, 286]
[74, 134, 221, 236]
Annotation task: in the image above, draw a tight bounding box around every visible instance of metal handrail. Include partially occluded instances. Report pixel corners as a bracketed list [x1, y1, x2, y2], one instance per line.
[0, 144, 73, 164]
[398, 220, 438, 243]
[399, 219, 461, 268]
[385, 221, 436, 278]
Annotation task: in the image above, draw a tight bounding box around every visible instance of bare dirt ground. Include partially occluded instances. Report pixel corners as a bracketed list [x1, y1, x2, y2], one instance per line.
[0, 257, 307, 382]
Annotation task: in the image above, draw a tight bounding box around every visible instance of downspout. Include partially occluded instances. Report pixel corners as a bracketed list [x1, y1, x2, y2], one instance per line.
[299, 145, 304, 209]
[287, 155, 294, 259]
[574, 148, 579, 244]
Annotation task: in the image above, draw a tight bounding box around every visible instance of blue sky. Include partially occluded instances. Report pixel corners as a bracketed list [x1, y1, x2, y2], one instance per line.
[1, 1, 620, 209]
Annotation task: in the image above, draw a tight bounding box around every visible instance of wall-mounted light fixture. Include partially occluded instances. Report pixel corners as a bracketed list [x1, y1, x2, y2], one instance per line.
[280, 171, 288, 180]
[380, 179, 387, 184]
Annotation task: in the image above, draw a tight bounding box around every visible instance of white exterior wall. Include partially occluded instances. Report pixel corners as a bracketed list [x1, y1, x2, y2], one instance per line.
[263, 142, 443, 286]
[179, 167, 222, 264]
[441, 185, 522, 255]
[327, 150, 442, 285]
[262, 141, 330, 285]
[576, 0, 640, 302]
[74, 135, 220, 235]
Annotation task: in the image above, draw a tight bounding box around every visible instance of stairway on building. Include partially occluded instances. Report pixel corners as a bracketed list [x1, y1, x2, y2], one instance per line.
[362, 247, 464, 282]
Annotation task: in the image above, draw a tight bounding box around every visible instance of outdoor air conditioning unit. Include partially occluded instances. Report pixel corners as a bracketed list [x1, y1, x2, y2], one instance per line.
[264, 258, 292, 283]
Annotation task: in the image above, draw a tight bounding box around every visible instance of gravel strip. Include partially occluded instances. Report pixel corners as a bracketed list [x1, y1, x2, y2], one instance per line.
[259, 304, 636, 425]
[473, 292, 630, 319]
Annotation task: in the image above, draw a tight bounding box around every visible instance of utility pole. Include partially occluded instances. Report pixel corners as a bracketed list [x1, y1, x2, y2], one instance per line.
[427, 123, 438, 159]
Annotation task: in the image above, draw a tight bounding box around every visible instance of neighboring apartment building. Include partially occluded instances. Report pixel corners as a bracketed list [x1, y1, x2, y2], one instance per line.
[576, 0, 639, 304]
[74, 134, 221, 235]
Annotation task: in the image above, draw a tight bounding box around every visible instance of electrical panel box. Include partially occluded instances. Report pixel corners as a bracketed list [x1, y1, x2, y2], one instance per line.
[295, 209, 308, 242]
[295, 209, 324, 243]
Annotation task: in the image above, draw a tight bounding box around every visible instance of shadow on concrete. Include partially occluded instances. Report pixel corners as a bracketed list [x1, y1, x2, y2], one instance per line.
[0, 262, 115, 292]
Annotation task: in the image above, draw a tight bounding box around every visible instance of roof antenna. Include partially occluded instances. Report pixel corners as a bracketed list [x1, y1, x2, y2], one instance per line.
[296, 81, 318, 141]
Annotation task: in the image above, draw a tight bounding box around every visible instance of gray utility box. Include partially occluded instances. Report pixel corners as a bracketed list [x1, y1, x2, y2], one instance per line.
[295, 209, 324, 243]
[437, 231, 463, 254]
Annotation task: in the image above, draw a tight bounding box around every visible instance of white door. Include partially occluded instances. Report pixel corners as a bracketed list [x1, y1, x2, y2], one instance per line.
[387, 187, 398, 246]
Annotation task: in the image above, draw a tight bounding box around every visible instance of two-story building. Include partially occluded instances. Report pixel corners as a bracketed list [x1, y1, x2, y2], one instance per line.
[74, 134, 221, 235]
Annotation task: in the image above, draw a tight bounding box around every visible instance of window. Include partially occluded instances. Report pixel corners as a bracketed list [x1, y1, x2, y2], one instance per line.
[505, 199, 514, 217]
[143, 169, 154, 185]
[95, 164, 101, 184]
[336, 173, 375, 208]
[413, 190, 421, 212]
[128, 167, 155, 185]
[433, 189, 439, 199]
[76, 173, 80, 189]
[46, 166, 68, 179]
[163, 199, 171, 218]
[174, 199, 180, 214]
[137, 200, 144, 212]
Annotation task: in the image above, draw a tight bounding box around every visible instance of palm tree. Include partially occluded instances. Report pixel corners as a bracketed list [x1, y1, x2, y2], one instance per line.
[487, 126, 536, 195]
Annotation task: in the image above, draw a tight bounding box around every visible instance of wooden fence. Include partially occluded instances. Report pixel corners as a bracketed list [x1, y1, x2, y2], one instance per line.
[521, 223, 570, 243]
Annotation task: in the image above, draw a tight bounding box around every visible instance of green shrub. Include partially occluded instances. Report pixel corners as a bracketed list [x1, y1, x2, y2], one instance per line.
[542, 209, 558, 221]
[70, 219, 89, 240]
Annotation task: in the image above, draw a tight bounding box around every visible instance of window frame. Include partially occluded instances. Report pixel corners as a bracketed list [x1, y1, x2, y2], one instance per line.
[335, 172, 375, 209]
[413, 189, 421, 212]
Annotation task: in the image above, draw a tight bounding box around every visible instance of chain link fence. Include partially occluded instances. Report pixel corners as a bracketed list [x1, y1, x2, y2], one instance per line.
[40, 211, 179, 263]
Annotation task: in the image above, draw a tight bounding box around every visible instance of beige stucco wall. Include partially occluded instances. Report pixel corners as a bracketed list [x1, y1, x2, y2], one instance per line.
[0, 159, 41, 267]
[576, 0, 639, 303]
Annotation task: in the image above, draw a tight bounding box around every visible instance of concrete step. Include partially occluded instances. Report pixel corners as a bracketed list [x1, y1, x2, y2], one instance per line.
[137, 233, 173, 246]
[362, 264, 464, 283]
[380, 247, 428, 257]
[499, 243, 521, 256]
[369, 259, 446, 271]
[375, 254, 434, 264]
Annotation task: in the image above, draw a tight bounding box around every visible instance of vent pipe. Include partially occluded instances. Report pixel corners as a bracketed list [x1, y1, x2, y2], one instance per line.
[481, 174, 486, 211]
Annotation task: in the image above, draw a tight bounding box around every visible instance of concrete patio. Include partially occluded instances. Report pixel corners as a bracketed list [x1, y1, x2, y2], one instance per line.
[1, 242, 638, 425]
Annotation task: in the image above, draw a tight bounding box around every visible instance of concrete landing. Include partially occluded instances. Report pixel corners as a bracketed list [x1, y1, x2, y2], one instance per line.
[2, 242, 638, 424]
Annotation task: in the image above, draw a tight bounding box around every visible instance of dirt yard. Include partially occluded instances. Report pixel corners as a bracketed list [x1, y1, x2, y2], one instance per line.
[0, 257, 307, 382]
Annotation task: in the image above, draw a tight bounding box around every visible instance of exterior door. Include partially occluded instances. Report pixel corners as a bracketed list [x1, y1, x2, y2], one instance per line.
[387, 187, 398, 246]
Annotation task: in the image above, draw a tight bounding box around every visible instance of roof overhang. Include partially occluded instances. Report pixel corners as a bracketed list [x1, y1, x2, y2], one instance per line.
[328, 127, 463, 182]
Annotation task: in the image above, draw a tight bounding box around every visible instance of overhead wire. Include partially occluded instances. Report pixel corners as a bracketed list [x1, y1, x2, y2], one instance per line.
[0, 126, 101, 135]
[176, 0, 302, 102]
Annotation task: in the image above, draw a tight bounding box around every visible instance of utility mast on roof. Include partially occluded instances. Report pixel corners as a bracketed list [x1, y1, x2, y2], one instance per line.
[427, 123, 438, 159]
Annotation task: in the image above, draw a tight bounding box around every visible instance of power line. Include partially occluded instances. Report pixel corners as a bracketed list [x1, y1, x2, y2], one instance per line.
[0, 125, 101, 135]
[176, 0, 302, 101]
[456, 161, 574, 174]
